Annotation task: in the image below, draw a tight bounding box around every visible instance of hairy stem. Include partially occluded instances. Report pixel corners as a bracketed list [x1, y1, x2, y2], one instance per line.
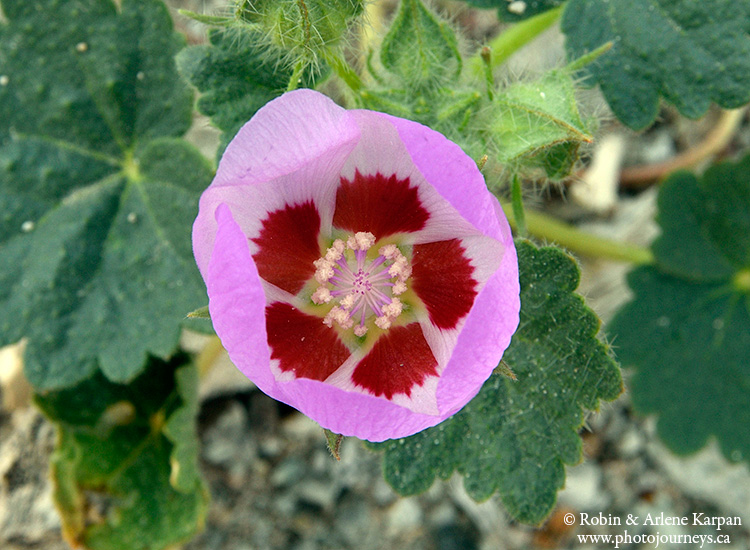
[469, 6, 563, 77]
[501, 203, 654, 265]
[325, 51, 364, 93]
[510, 175, 527, 238]
[286, 59, 307, 91]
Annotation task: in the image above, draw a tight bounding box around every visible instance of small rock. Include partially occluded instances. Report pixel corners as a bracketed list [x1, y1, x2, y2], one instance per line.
[386, 497, 423, 536]
[202, 401, 250, 466]
[270, 457, 306, 488]
[618, 426, 645, 458]
[297, 479, 339, 511]
[335, 492, 373, 546]
[558, 462, 610, 511]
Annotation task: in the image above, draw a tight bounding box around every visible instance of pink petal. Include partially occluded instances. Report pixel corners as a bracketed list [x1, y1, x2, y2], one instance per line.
[251, 201, 321, 294]
[266, 302, 350, 381]
[193, 89, 359, 278]
[332, 170, 430, 237]
[206, 204, 274, 390]
[433, 197, 520, 415]
[377, 112, 505, 243]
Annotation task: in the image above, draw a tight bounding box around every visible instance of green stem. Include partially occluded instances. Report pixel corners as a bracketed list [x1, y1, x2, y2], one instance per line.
[565, 41, 613, 72]
[501, 203, 654, 265]
[510, 175, 527, 238]
[469, 6, 563, 77]
[286, 59, 307, 91]
[325, 51, 363, 94]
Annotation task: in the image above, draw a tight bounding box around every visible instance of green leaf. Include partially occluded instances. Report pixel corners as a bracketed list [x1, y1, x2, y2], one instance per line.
[459, 0, 565, 22]
[372, 241, 622, 524]
[36, 354, 209, 550]
[177, 27, 326, 155]
[562, 0, 750, 130]
[609, 154, 750, 464]
[380, 0, 462, 88]
[0, 0, 212, 391]
[488, 69, 592, 178]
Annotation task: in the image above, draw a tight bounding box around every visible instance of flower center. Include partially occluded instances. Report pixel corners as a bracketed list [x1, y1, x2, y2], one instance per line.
[311, 232, 410, 337]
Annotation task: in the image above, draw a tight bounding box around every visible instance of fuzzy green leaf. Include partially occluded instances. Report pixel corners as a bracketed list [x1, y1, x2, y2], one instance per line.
[609, 155, 750, 464]
[373, 241, 622, 524]
[562, 0, 750, 130]
[380, 0, 461, 88]
[488, 69, 592, 179]
[460, 0, 565, 22]
[177, 27, 325, 155]
[36, 355, 208, 550]
[0, 0, 212, 391]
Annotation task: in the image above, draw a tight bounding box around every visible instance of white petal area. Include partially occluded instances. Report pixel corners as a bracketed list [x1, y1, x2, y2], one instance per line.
[460, 233, 506, 294]
[341, 111, 484, 243]
[194, 90, 360, 276]
[390, 375, 440, 416]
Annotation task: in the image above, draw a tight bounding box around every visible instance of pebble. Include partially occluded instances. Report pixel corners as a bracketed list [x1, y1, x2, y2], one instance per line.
[202, 401, 250, 466]
[296, 479, 339, 511]
[558, 462, 610, 511]
[386, 498, 423, 535]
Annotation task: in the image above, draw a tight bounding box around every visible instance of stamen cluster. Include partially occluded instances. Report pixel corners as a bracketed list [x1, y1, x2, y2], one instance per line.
[312, 232, 411, 336]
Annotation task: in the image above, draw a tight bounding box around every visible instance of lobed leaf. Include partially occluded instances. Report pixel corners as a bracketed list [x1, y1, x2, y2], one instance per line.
[0, 0, 212, 391]
[379, 0, 462, 88]
[36, 355, 209, 550]
[562, 0, 750, 130]
[609, 154, 750, 464]
[373, 241, 622, 524]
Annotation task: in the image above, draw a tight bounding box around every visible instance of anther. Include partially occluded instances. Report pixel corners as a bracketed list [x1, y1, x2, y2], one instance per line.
[312, 234, 412, 335]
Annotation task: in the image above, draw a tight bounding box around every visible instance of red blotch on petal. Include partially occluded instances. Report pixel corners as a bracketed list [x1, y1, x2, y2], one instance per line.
[252, 201, 321, 294]
[412, 239, 478, 330]
[333, 171, 429, 237]
[266, 302, 350, 381]
[352, 324, 438, 399]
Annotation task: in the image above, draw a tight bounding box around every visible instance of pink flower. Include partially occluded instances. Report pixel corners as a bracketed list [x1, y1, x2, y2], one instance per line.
[193, 90, 520, 441]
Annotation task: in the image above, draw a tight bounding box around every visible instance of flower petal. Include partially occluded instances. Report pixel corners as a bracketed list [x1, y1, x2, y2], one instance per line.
[338, 112, 481, 243]
[206, 204, 273, 390]
[193, 89, 359, 277]
[433, 197, 520, 415]
[251, 201, 321, 294]
[411, 239, 478, 330]
[377, 112, 505, 243]
[351, 323, 438, 398]
[194, 91, 522, 443]
[266, 302, 350, 381]
[214, 89, 358, 189]
[332, 170, 430, 237]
